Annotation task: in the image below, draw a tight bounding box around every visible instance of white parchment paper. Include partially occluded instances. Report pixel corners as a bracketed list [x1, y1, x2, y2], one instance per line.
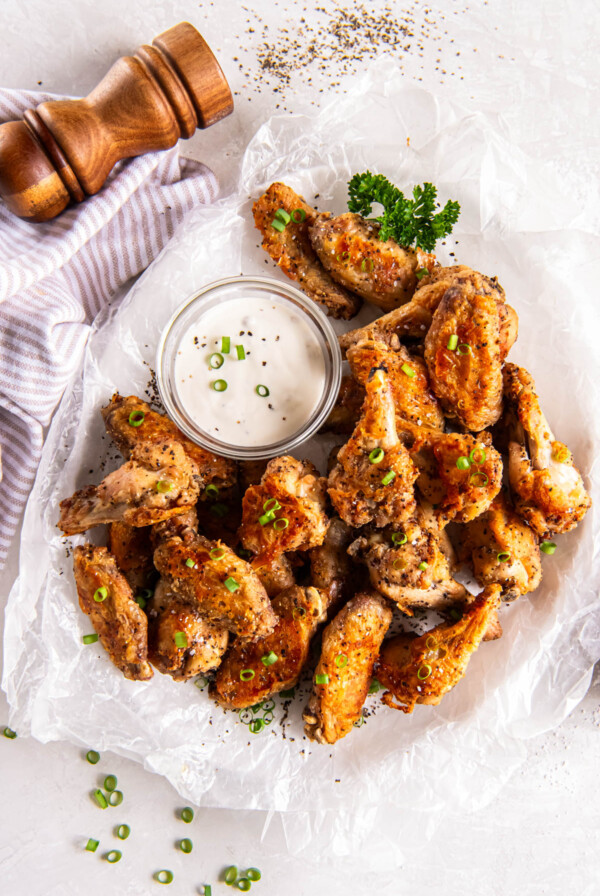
[3, 60, 600, 864]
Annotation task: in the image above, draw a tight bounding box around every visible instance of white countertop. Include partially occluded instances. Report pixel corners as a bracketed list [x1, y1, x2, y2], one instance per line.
[1, 1, 599, 893]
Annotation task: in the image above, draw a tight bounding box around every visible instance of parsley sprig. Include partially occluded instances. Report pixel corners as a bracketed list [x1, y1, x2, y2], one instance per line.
[347, 172, 460, 253]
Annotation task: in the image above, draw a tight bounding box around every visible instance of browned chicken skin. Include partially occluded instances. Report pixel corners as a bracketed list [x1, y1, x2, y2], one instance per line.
[251, 554, 296, 598]
[503, 364, 591, 538]
[308, 212, 435, 312]
[73, 544, 153, 681]
[109, 522, 156, 593]
[376, 584, 501, 713]
[58, 441, 201, 535]
[308, 517, 356, 615]
[252, 183, 361, 320]
[211, 586, 328, 710]
[328, 368, 419, 528]
[321, 374, 366, 435]
[303, 591, 392, 744]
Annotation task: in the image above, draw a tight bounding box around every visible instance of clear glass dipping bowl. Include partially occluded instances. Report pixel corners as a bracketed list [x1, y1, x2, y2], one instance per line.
[156, 276, 342, 460]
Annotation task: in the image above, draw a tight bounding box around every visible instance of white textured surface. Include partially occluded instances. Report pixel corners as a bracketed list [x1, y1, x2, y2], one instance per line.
[1, 1, 599, 894]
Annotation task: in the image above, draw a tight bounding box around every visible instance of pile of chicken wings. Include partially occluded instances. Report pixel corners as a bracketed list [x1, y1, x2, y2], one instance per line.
[57, 182, 591, 746]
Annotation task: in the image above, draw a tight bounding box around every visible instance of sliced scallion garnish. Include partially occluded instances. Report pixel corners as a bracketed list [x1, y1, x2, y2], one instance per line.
[116, 824, 130, 840]
[368, 447, 384, 464]
[85, 838, 99, 852]
[211, 379, 228, 392]
[381, 471, 396, 486]
[155, 480, 172, 493]
[263, 498, 281, 512]
[155, 870, 174, 884]
[209, 352, 224, 369]
[401, 363, 415, 378]
[108, 790, 123, 807]
[181, 807, 194, 824]
[273, 517, 289, 530]
[174, 632, 188, 649]
[456, 456, 471, 470]
[249, 719, 264, 734]
[540, 541, 557, 555]
[93, 789, 108, 809]
[335, 653, 348, 668]
[416, 267, 429, 280]
[497, 551, 511, 562]
[271, 218, 286, 232]
[179, 838, 193, 853]
[418, 561, 429, 571]
[457, 343, 471, 355]
[291, 208, 306, 222]
[83, 634, 99, 645]
[261, 651, 278, 666]
[210, 502, 229, 518]
[224, 866, 239, 885]
[205, 483, 219, 499]
[237, 881, 252, 892]
[3, 727, 17, 739]
[469, 447, 486, 464]
[255, 384, 270, 397]
[469, 472, 489, 487]
[236, 345, 246, 360]
[275, 208, 291, 224]
[315, 673, 329, 685]
[105, 849, 122, 863]
[391, 532, 407, 545]
[221, 336, 231, 354]
[447, 334, 458, 351]
[210, 548, 225, 560]
[93, 586, 107, 602]
[246, 869, 262, 882]
[240, 669, 255, 682]
[104, 774, 117, 792]
[128, 410, 145, 427]
[417, 664, 432, 680]
[224, 577, 240, 593]
[259, 510, 276, 526]
[185, 558, 196, 569]
[86, 749, 100, 764]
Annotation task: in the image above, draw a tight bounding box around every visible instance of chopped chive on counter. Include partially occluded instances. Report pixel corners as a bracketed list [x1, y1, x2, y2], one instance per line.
[128, 410, 145, 427]
[105, 849, 122, 863]
[237, 881, 252, 892]
[540, 541, 557, 555]
[179, 838, 193, 854]
[85, 838, 99, 852]
[174, 632, 188, 649]
[249, 719, 265, 735]
[86, 749, 100, 764]
[224, 866, 239, 885]
[204, 887, 212, 896]
[116, 824, 130, 840]
[246, 868, 262, 882]
[180, 807, 194, 824]
[93, 789, 108, 810]
[261, 651, 278, 666]
[224, 577, 240, 593]
[154, 870, 174, 884]
[83, 634, 99, 645]
[3, 727, 17, 739]
[108, 790, 123, 807]
[104, 774, 117, 792]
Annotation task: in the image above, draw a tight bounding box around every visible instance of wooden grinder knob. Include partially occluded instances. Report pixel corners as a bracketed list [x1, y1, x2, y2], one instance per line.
[0, 22, 234, 221]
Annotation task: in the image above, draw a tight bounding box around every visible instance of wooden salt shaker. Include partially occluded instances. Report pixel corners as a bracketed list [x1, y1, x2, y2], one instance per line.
[0, 22, 233, 222]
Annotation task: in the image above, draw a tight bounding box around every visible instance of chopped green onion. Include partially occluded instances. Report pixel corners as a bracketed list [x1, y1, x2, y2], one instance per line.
[392, 532, 407, 545]
[155, 870, 174, 884]
[86, 749, 100, 764]
[105, 850, 121, 863]
[497, 551, 511, 562]
[401, 363, 415, 378]
[469, 447, 487, 464]
[291, 207, 307, 222]
[417, 664, 432, 680]
[239, 708, 253, 725]
[116, 824, 130, 840]
[392, 558, 406, 570]
[174, 632, 188, 649]
[185, 558, 196, 569]
[83, 634, 99, 645]
[255, 384, 270, 397]
[210, 548, 225, 560]
[263, 711, 274, 725]
[211, 379, 228, 392]
[205, 483, 220, 499]
[204, 887, 213, 896]
[354, 716, 365, 728]
[3, 727, 17, 739]
[263, 498, 281, 512]
[249, 719, 265, 734]
[85, 838, 99, 852]
[181, 807, 194, 823]
[210, 502, 229, 518]
[155, 480, 172, 493]
[195, 677, 208, 690]
[108, 790, 123, 807]
[271, 218, 286, 232]
[135, 595, 147, 610]
[259, 510, 276, 526]
[240, 669, 255, 681]
[368, 679, 382, 694]
[552, 444, 569, 463]
[179, 838, 193, 854]
[209, 352, 224, 369]
[425, 635, 437, 649]
[246, 869, 262, 882]
[416, 267, 429, 280]
[418, 561, 429, 571]
[93, 789, 108, 810]
[336, 250, 350, 263]
[315, 673, 329, 685]
[128, 410, 145, 427]
[275, 208, 291, 224]
[335, 653, 348, 668]
[93, 586, 108, 603]
[273, 517, 289, 530]
[224, 866, 239, 885]
[361, 257, 374, 272]
[221, 336, 231, 354]
[469, 472, 489, 487]
[261, 651, 278, 666]
[236, 344, 246, 360]
[224, 577, 240, 593]
[457, 343, 471, 355]
[369, 447, 384, 464]
[381, 471, 396, 486]
[280, 688, 296, 699]
[237, 881, 252, 892]
[540, 541, 557, 555]
[447, 334, 459, 351]
[104, 774, 117, 792]
[456, 456, 471, 470]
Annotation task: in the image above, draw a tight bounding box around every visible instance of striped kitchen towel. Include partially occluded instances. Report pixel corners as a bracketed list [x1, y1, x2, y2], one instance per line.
[0, 88, 219, 570]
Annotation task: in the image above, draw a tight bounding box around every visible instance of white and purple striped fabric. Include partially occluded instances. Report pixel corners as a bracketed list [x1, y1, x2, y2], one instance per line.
[0, 88, 219, 569]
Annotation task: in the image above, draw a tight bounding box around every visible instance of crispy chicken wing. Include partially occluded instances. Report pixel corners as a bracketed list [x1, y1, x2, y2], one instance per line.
[239, 456, 329, 563]
[303, 592, 392, 744]
[308, 517, 356, 614]
[251, 554, 296, 598]
[376, 584, 501, 713]
[58, 441, 200, 535]
[308, 212, 435, 312]
[348, 503, 466, 614]
[109, 522, 156, 593]
[102, 393, 237, 491]
[321, 374, 366, 435]
[503, 364, 591, 537]
[73, 544, 153, 681]
[147, 578, 229, 680]
[252, 183, 361, 320]
[460, 491, 542, 600]
[328, 368, 418, 528]
[210, 586, 327, 709]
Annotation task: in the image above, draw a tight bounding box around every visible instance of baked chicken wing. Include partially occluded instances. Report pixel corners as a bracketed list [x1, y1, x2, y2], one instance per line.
[308, 517, 356, 615]
[109, 522, 156, 593]
[210, 586, 327, 710]
[251, 553, 296, 598]
[376, 584, 501, 713]
[303, 591, 392, 744]
[73, 544, 153, 681]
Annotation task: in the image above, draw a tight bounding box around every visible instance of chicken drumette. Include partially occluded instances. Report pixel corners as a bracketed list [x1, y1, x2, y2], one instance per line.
[109, 522, 156, 594]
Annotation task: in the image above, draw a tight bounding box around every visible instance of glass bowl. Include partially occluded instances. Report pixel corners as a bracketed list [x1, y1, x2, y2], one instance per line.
[156, 275, 342, 460]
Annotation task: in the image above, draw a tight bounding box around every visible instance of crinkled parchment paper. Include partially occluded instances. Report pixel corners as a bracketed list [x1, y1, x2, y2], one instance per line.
[3, 60, 600, 865]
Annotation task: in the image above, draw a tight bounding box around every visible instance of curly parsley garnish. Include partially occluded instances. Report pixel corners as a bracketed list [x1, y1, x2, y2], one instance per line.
[347, 172, 460, 253]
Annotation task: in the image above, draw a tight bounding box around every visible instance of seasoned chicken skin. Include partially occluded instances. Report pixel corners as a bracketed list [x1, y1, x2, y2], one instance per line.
[321, 374, 366, 435]
[73, 544, 153, 681]
[251, 554, 296, 598]
[309, 212, 435, 312]
[147, 578, 228, 680]
[240, 456, 329, 563]
[252, 183, 361, 320]
[503, 364, 591, 537]
[58, 441, 200, 535]
[460, 491, 542, 600]
[109, 522, 156, 593]
[348, 504, 466, 614]
[328, 368, 418, 528]
[376, 584, 501, 713]
[303, 592, 392, 744]
[210, 586, 327, 710]
[102, 393, 237, 491]
[308, 517, 356, 615]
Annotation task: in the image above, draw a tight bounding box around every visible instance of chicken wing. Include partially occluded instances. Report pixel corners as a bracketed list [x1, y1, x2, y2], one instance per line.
[348, 503, 466, 614]
[460, 491, 542, 600]
[210, 586, 327, 710]
[102, 393, 237, 491]
[58, 441, 200, 535]
[376, 584, 501, 713]
[252, 183, 361, 320]
[503, 364, 591, 537]
[251, 554, 296, 598]
[328, 368, 418, 528]
[147, 578, 229, 680]
[308, 517, 356, 615]
[308, 211, 435, 312]
[321, 375, 366, 435]
[303, 591, 392, 744]
[73, 544, 153, 681]
[109, 522, 156, 593]
[239, 456, 329, 563]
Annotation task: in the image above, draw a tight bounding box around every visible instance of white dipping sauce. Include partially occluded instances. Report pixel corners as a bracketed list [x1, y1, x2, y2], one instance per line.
[174, 295, 326, 448]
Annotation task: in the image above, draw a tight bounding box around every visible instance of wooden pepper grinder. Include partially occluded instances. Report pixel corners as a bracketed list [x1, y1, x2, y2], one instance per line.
[0, 22, 233, 222]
